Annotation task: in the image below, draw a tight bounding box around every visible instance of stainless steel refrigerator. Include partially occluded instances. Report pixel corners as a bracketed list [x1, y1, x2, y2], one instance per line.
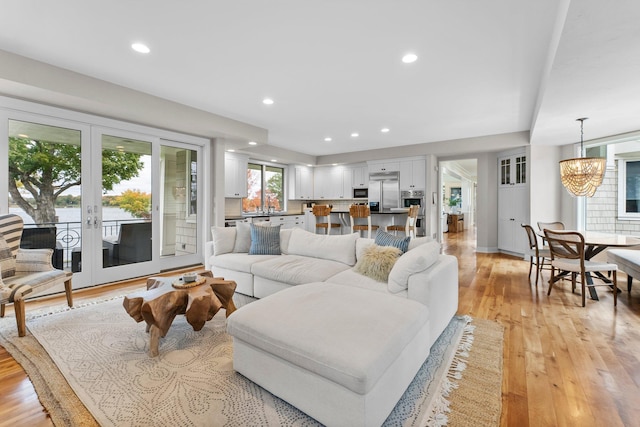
[368, 172, 400, 212]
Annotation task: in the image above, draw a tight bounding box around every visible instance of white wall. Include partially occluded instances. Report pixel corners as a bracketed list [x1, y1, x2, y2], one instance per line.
[530, 144, 562, 230]
[476, 152, 499, 252]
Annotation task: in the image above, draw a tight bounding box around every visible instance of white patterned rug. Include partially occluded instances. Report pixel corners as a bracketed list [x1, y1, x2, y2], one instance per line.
[0, 294, 503, 426]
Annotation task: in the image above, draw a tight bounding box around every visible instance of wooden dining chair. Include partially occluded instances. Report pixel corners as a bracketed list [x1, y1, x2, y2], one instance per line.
[349, 205, 379, 239]
[537, 221, 565, 232]
[312, 205, 341, 235]
[544, 229, 618, 307]
[387, 205, 419, 238]
[521, 224, 551, 286]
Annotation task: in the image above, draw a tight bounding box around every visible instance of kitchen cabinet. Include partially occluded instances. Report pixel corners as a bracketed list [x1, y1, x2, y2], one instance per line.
[400, 159, 425, 190]
[368, 161, 400, 173]
[498, 153, 527, 187]
[341, 168, 353, 198]
[351, 164, 368, 188]
[270, 215, 305, 229]
[498, 185, 529, 254]
[224, 152, 248, 198]
[314, 166, 343, 199]
[290, 165, 314, 200]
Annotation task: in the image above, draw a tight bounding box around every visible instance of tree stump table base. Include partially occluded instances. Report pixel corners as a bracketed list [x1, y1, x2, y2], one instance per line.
[123, 270, 237, 357]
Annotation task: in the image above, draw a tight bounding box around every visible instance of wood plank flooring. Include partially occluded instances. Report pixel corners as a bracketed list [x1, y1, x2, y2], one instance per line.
[1, 233, 639, 426]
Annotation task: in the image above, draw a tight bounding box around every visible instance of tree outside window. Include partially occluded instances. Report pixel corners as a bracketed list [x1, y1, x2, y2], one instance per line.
[242, 163, 284, 212]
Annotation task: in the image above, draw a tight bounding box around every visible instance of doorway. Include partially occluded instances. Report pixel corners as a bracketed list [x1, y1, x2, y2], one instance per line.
[440, 159, 477, 246]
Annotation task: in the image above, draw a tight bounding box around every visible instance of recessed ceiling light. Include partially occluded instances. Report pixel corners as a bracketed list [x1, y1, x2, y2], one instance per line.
[131, 43, 150, 54]
[381, 127, 390, 133]
[306, 164, 313, 167]
[324, 137, 332, 142]
[263, 98, 274, 105]
[332, 163, 338, 166]
[271, 159, 277, 162]
[228, 149, 235, 152]
[402, 53, 417, 64]
[351, 132, 359, 138]
[248, 141, 257, 145]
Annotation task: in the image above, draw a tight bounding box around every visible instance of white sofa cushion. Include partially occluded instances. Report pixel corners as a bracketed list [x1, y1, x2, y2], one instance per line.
[227, 282, 430, 394]
[388, 240, 441, 293]
[211, 226, 236, 256]
[251, 255, 351, 285]
[210, 253, 279, 273]
[408, 236, 433, 251]
[233, 222, 252, 253]
[326, 268, 408, 297]
[287, 228, 358, 266]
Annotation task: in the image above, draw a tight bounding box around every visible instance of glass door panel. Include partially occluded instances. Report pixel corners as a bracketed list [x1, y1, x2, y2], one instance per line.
[157, 143, 202, 270]
[100, 133, 152, 266]
[6, 117, 94, 289]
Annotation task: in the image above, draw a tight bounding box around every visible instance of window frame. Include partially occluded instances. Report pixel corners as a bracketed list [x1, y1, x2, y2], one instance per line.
[617, 158, 640, 220]
[244, 161, 285, 213]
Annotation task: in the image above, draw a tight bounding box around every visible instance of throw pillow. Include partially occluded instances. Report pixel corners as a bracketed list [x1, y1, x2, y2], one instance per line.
[354, 244, 403, 282]
[0, 235, 16, 278]
[388, 240, 441, 293]
[249, 224, 282, 255]
[233, 222, 251, 253]
[375, 229, 410, 253]
[288, 228, 359, 266]
[211, 226, 236, 256]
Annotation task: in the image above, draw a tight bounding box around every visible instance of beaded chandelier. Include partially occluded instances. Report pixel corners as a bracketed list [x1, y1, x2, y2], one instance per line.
[559, 118, 606, 197]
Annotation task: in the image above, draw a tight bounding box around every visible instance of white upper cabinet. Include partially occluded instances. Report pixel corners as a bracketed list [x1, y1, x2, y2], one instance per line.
[290, 165, 314, 200]
[498, 153, 527, 187]
[368, 161, 400, 173]
[314, 166, 343, 199]
[399, 159, 426, 190]
[351, 164, 368, 189]
[224, 152, 248, 198]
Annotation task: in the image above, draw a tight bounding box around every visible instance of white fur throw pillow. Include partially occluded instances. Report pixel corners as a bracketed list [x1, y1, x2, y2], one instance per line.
[388, 240, 441, 293]
[354, 244, 402, 282]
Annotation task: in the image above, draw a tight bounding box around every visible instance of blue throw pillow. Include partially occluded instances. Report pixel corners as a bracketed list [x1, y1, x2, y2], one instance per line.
[375, 229, 410, 253]
[249, 224, 282, 255]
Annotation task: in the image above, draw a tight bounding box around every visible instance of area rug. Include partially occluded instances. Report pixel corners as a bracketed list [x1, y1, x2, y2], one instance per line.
[0, 296, 503, 426]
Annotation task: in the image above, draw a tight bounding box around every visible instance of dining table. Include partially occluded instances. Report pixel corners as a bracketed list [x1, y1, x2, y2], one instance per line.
[538, 230, 640, 300]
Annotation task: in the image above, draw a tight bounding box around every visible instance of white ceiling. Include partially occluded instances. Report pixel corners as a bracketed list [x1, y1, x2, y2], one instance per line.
[1, 1, 639, 157]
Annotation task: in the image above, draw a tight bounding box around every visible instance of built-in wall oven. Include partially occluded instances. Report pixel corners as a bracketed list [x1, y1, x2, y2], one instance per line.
[401, 190, 426, 236]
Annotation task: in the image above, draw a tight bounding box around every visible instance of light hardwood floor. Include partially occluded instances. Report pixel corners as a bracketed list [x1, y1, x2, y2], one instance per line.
[1, 231, 639, 426]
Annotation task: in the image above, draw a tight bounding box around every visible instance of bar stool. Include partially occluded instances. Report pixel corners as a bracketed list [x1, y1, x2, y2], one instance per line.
[313, 205, 341, 235]
[349, 204, 379, 239]
[387, 205, 419, 238]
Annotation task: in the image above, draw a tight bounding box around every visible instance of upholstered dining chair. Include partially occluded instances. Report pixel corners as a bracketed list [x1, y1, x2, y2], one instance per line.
[544, 229, 618, 307]
[521, 224, 551, 286]
[387, 205, 419, 238]
[312, 205, 341, 235]
[0, 214, 73, 336]
[349, 205, 379, 239]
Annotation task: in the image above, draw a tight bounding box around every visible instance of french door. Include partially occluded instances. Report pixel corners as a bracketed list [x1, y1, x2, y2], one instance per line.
[2, 108, 203, 290]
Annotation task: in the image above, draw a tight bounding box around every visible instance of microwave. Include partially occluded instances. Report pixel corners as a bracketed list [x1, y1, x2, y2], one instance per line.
[353, 188, 368, 198]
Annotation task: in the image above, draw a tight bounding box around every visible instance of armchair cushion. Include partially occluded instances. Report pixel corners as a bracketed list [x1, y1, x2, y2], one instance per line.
[0, 235, 16, 278]
[16, 248, 54, 272]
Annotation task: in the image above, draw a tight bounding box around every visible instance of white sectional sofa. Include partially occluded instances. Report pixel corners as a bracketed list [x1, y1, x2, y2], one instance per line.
[205, 225, 459, 347]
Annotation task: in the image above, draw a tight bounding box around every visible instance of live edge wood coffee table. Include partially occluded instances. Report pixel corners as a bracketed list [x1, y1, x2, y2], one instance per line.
[123, 270, 237, 357]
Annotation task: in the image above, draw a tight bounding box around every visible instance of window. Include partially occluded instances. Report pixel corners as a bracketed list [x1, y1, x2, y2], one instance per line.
[617, 158, 640, 219]
[243, 162, 284, 213]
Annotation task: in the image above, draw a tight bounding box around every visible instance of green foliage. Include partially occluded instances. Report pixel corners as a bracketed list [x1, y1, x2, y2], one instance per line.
[8, 137, 144, 223]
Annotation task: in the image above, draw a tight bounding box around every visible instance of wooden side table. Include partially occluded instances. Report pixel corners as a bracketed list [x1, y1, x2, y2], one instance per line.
[123, 270, 237, 357]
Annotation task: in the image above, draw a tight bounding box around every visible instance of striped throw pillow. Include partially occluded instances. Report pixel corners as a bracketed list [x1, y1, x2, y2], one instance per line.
[249, 224, 282, 255]
[375, 230, 410, 253]
[0, 234, 16, 278]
